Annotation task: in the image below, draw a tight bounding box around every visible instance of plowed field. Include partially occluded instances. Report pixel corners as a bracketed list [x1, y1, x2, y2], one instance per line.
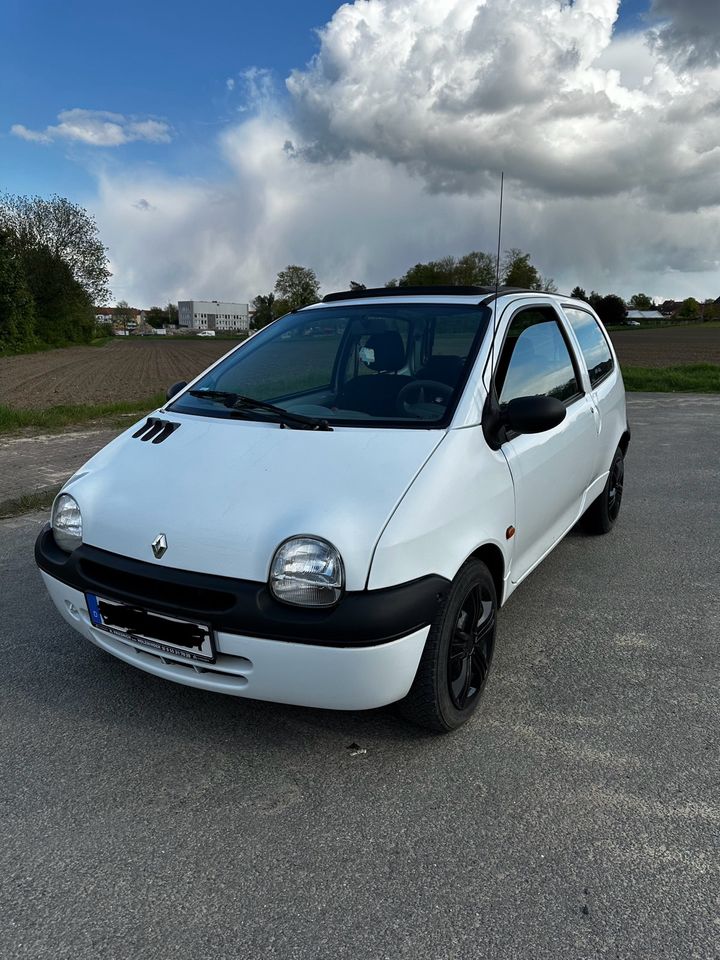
[0, 340, 235, 409]
[608, 324, 720, 368]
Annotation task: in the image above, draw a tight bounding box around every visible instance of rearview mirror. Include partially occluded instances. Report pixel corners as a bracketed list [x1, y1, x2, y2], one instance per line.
[166, 380, 187, 401]
[504, 395, 566, 435]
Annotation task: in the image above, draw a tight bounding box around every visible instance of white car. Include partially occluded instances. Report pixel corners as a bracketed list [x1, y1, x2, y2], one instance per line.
[197, 330, 216, 337]
[36, 286, 629, 731]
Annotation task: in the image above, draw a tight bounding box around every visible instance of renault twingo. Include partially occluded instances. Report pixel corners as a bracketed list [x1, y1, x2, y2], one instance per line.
[36, 287, 629, 731]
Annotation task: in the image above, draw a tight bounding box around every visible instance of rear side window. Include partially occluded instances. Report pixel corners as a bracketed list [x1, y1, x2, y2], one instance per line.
[564, 307, 614, 387]
[495, 307, 581, 405]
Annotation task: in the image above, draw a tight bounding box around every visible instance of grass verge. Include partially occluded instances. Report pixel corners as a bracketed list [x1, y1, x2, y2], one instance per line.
[0, 485, 61, 520]
[0, 336, 113, 358]
[622, 364, 720, 393]
[0, 394, 165, 435]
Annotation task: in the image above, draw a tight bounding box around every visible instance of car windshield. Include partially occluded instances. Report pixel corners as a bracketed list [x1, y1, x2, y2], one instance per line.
[169, 302, 491, 428]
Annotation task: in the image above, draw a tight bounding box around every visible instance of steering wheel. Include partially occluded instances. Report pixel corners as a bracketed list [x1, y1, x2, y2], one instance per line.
[397, 380, 454, 417]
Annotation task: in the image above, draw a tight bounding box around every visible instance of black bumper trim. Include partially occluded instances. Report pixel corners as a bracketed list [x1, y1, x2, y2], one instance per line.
[35, 526, 449, 648]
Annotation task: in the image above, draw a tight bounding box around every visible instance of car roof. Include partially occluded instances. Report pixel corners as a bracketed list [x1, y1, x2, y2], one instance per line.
[301, 289, 589, 312]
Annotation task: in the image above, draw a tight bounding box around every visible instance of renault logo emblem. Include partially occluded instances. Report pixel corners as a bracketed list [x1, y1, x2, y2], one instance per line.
[152, 533, 168, 559]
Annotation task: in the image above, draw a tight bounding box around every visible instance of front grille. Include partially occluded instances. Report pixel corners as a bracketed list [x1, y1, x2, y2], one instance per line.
[79, 558, 236, 613]
[94, 630, 253, 688]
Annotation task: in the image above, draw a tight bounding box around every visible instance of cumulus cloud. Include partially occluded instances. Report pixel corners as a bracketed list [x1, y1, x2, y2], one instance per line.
[11, 108, 172, 147]
[286, 0, 720, 213]
[650, 0, 720, 69]
[91, 0, 720, 304]
[94, 111, 720, 307]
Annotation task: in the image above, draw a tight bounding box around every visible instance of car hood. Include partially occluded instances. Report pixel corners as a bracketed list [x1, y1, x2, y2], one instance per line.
[64, 412, 445, 590]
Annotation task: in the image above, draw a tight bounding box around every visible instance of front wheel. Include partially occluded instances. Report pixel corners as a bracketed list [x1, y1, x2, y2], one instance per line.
[583, 445, 625, 535]
[398, 559, 497, 732]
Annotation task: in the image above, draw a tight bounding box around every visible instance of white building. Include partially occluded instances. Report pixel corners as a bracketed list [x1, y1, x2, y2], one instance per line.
[626, 310, 665, 322]
[178, 300, 250, 332]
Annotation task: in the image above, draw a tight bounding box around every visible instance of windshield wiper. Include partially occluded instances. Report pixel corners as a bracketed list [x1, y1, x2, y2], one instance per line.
[188, 390, 333, 431]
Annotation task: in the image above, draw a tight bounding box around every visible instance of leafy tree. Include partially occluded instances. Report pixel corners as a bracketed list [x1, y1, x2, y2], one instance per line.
[596, 294, 627, 326]
[0, 229, 35, 351]
[146, 306, 167, 328]
[274, 265, 320, 311]
[397, 251, 497, 288]
[501, 249, 542, 290]
[0, 193, 111, 304]
[455, 251, 497, 286]
[251, 293, 276, 330]
[676, 297, 700, 320]
[23, 245, 94, 344]
[349, 281, 366, 290]
[701, 299, 720, 321]
[588, 291, 603, 311]
[629, 293, 654, 310]
[571, 286, 588, 301]
[165, 302, 179, 325]
[114, 300, 135, 334]
[399, 257, 456, 287]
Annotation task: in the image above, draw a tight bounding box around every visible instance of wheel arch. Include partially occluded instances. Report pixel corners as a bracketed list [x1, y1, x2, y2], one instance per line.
[619, 429, 631, 457]
[468, 542, 506, 607]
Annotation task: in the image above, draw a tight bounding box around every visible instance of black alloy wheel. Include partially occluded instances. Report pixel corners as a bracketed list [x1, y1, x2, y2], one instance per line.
[447, 583, 495, 711]
[399, 559, 498, 732]
[607, 454, 624, 522]
[583, 445, 626, 535]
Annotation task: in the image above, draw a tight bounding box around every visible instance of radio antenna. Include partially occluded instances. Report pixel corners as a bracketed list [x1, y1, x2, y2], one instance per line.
[490, 171, 505, 400]
[482, 172, 506, 450]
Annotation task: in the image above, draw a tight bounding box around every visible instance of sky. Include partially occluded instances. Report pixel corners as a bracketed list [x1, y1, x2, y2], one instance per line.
[2, 0, 719, 306]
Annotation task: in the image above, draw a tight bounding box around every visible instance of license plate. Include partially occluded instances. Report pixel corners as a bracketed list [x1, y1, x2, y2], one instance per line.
[85, 594, 215, 663]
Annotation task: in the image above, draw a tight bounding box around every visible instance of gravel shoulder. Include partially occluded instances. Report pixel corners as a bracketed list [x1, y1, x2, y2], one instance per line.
[0, 425, 125, 515]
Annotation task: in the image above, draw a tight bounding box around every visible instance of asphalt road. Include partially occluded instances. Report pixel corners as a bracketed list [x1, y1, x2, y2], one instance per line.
[1, 394, 718, 960]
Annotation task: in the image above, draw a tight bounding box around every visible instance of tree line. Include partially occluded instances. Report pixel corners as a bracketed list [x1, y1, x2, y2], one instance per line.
[251, 252, 718, 329]
[251, 250, 558, 329]
[0, 194, 111, 354]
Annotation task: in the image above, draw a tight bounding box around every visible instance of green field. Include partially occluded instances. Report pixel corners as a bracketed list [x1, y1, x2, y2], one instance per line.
[621, 364, 720, 393]
[0, 395, 165, 434]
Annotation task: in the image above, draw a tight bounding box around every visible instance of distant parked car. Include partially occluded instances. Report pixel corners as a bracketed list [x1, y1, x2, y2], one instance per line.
[36, 286, 629, 732]
[197, 330, 216, 337]
[624, 320, 641, 327]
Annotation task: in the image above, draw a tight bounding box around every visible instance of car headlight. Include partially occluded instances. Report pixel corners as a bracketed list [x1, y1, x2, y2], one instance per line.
[269, 537, 344, 607]
[51, 494, 83, 553]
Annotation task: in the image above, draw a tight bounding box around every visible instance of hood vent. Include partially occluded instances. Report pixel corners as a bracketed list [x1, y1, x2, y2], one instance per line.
[132, 417, 181, 444]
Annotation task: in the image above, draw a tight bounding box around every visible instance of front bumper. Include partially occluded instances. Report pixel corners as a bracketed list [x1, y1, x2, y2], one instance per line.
[36, 528, 444, 710]
[40, 572, 429, 709]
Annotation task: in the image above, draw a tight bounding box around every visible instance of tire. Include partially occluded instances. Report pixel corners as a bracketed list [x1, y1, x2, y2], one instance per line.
[583, 445, 625, 535]
[398, 559, 497, 733]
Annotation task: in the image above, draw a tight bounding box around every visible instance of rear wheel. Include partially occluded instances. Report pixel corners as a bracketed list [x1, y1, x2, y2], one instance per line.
[584, 445, 625, 535]
[398, 559, 497, 733]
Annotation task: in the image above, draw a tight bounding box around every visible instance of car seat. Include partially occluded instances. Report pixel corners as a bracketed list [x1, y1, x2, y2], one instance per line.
[339, 331, 413, 417]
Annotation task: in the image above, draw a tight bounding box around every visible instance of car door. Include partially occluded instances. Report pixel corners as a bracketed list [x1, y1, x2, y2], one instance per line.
[561, 304, 623, 484]
[492, 304, 598, 583]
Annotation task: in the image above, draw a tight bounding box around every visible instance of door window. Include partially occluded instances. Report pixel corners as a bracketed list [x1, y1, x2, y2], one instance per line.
[495, 308, 581, 404]
[563, 307, 614, 387]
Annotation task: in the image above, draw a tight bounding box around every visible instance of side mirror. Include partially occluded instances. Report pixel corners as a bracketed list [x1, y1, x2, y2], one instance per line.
[166, 380, 188, 402]
[504, 395, 566, 435]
